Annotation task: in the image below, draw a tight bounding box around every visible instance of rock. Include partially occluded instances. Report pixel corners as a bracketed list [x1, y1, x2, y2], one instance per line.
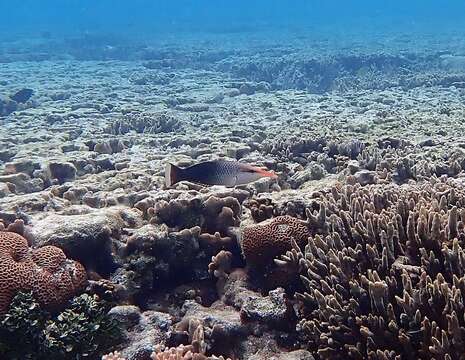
[119, 310, 173, 360]
[94, 141, 113, 154]
[347, 159, 360, 174]
[47, 161, 77, 183]
[175, 104, 209, 112]
[0, 149, 16, 163]
[353, 169, 377, 185]
[290, 162, 326, 188]
[267, 350, 315, 360]
[181, 300, 248, 340]
[419, 138, 437, 147]
[241, 288, 294, 330]
[239, 83, 255, 95]
[30, 207, 141, 274]
[0, 183, 11, 197]
[255, 81, 271, 92]
[226, 145, 251, 159]
[0, 173, 42, 194]
[4, 159, 37, 175]
[0, 96, 17, 116]
[206, 93, 224, 104]
[240, 332, 314, 360]
[108, 305, 142, 329]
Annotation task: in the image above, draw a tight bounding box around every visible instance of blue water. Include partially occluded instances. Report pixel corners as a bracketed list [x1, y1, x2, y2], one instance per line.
[1, 0, 465, 39]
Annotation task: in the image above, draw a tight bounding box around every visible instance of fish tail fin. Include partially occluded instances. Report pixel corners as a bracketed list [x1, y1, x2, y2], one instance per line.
[165, 163, 183, 187]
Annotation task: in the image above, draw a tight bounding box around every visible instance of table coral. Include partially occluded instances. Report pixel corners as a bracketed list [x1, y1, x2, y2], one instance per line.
[0, 230, 87, 314]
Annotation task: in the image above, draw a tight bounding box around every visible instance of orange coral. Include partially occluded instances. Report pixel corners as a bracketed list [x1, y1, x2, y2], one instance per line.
[240, 216, 310, 267]
[0, 230, 87, 314]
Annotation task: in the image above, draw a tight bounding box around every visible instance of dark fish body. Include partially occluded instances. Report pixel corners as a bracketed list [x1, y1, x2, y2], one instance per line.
[10, 89, 34, 103]
[165, 160, 277, 187]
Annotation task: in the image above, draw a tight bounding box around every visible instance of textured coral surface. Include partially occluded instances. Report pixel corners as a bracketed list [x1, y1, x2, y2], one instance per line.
[0, 230, 87, 314]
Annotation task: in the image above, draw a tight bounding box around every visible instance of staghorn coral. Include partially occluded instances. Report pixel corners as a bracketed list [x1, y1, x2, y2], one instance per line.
[0, 230, 87, 314]
[268, 179, 465, 359]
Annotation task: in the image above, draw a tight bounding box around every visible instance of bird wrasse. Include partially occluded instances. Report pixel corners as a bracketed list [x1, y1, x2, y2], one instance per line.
[165, 160, 278, 187]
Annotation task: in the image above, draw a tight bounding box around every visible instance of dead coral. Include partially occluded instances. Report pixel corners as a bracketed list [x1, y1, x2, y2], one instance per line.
[102, 351, 126, 360]
[208, 250, 233, 296]
[152, 321, 230, 360]
[269, 179, 465, 359]
[244, 197, 275, 223]
[0, 230, 87, 314]
[105, 111, 182, 135]
[148, 193, 244, 250]
[263, 136, 326, 162]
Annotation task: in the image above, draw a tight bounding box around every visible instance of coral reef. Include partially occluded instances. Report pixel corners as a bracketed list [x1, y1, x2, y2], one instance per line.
[2, 29, 465, 360]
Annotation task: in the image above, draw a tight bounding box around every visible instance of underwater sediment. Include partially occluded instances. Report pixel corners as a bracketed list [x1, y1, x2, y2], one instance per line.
[1, 31, 465, 360]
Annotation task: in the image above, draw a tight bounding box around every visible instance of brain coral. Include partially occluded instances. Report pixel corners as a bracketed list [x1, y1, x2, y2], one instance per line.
[241, 216, 310, 267]
[0, 231, 87, 314]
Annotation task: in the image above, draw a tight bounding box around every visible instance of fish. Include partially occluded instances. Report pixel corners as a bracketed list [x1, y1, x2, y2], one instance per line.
[10, 89, 34, 103]
[165, 160, 278, 188]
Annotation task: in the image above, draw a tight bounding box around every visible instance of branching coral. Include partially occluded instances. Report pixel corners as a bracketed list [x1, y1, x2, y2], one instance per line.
[0, 230, 87, 314]
[269, 179, 465, 359]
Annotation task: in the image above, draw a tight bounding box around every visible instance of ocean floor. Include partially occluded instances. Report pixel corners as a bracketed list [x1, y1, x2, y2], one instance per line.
[2, 31, 465, 359]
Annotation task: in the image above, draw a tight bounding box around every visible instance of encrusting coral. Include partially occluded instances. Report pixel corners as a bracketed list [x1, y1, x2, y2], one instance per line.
[265, 178, 465, 359]
[0, 229, 87, 314]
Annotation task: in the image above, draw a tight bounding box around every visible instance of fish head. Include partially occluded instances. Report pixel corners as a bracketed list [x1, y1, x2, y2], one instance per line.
[235, 163, 278, 185]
